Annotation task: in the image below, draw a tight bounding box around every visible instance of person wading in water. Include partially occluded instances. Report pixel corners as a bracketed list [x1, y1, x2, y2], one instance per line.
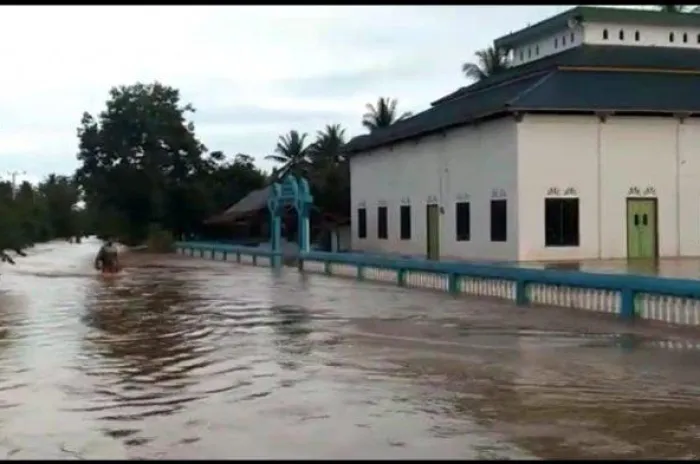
[94, 239, 120, 273]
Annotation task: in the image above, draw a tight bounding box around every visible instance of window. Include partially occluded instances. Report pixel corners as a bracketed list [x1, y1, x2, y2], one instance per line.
[455, 202, 471, 241]
[635, 30, 640, 41]
[570, 32, 575, 42]
[519, 50, 524, 61]
[562, 35, 567, 45]
[554, 37, 558, 48]
[545, 198, 580, 247]
[527, 47, 532, 58]
[684, 32, 688, 43]
[697, 33, 700, 43]
[400, 205, 411, 240]
[602, 29, 609, 40]
[490, 199, 507, 242]
[619, 29, 624, 40]
[670, 32, 675, 42]
[535, 44, 539, 55]
[357, 208, 367, 239]
[377, 206, 388, 239]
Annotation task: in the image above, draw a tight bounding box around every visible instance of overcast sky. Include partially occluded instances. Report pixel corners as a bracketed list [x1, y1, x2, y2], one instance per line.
[0, 5, 610, 184]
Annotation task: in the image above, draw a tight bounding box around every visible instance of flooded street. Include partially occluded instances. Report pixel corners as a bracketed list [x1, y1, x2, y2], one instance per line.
[1, 240, 700, 459]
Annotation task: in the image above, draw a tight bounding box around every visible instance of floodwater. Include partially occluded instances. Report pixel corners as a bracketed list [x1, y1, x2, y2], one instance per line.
[1, 240, 700, 459]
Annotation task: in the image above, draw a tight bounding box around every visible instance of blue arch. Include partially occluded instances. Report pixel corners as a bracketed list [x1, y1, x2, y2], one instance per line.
[266, 175, 314, 262]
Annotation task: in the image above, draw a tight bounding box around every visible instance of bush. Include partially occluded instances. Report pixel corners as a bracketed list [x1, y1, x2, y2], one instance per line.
[145, 223, 174, 253]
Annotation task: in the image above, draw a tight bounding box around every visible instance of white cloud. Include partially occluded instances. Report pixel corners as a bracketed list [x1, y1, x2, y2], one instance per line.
[0, 5, 575, 176]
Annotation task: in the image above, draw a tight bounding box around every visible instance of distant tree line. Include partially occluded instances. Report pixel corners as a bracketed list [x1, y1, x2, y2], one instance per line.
[0, 174, 84, 262]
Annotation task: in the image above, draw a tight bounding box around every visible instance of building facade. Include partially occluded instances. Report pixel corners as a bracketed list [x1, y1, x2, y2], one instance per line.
[345, 6, 700, 262]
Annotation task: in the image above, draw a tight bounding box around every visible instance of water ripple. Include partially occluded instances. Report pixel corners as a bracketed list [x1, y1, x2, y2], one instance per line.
[0, 241, 699, 458]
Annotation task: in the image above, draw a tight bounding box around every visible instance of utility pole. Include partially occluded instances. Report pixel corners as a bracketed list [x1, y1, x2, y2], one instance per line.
[6, 170, 26, 199]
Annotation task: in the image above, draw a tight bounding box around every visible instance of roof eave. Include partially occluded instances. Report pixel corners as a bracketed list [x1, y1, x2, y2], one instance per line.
[348, 105, 700, 158]
[346, 109, 514, 156]
[509, 107, 700, 118]
[493, 6, 580, 50]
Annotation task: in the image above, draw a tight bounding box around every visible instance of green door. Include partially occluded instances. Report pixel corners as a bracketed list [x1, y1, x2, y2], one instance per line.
[426, 204, 440, 260]
[626, 199, 658, 259]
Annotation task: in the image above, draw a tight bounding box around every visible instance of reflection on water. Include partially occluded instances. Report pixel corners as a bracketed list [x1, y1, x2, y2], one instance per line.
[78, 271, 204, 445]
[0, 240, 699, 458]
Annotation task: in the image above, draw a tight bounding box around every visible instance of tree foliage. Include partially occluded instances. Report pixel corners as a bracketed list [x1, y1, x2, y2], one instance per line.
[462, 46, 510, 82]
[361, 97, 413, 132]
[0, 175, 80, 262]
[1, 79, 415, 255]
[74, 82, 266, 245]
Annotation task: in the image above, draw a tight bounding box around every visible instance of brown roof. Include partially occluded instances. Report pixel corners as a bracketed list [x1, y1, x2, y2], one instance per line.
[205, 186, 271, 224]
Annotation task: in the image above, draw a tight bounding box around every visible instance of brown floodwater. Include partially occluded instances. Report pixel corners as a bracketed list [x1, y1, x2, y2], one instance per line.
[0, 239, 700, 459]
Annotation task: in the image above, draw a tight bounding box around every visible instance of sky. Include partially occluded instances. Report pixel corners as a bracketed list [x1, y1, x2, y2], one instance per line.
[0, 4, 618, 185]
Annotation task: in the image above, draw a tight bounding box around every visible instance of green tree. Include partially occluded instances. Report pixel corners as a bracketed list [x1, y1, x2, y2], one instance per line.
[307, 124, 350, 220]
[462, 46, 510, 82]
[308, 124, 346, 189]
[38, 174, 79, 239]
[361, 97, 412, 133]
[264, 130, 311, 179]
[75, 81, 210, 244]
[0, 174, 82, 264]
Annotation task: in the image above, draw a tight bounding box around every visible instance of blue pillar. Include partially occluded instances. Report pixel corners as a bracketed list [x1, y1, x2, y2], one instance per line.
[269, 202, 282, 268]
[298, 204, 310, 253]
[271, 214, 281, 253]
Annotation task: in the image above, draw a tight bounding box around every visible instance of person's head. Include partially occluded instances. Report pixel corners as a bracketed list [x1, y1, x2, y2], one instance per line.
[105, 239, 113, 247]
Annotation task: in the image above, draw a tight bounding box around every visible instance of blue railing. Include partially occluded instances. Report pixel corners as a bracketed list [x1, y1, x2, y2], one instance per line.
[174, 241, 700, 323]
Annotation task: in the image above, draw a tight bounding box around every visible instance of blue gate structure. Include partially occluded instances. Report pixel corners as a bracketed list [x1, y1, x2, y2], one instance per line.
[266, 175, 313, 266]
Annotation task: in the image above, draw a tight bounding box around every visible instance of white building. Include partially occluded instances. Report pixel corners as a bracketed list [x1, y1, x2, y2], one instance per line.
[345, 6, 700, 263]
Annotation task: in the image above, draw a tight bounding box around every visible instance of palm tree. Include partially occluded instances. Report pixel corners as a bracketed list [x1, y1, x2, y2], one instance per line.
[308, 124, 347, 190]
[309, 124, 346, 166]
[462, 46, 510, 82]
[361, 97, 412, 133]
[264, 130, 311, 179]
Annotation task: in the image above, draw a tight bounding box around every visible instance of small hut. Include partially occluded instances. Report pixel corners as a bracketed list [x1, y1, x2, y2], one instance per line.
[206, 186, 350, 252]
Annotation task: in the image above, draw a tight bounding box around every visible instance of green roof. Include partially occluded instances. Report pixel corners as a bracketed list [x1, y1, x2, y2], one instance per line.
[345, 46, 700, 155]
[433, 44, 700, 106]
[510, 70, 700, 113]
[494, 6, 700, 50]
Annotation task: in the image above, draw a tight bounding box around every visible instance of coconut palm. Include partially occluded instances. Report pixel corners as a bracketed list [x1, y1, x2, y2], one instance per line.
[308, 124, 347, 191]
[462, 46, 510, 82]
[361, 97, 412, 133]
[309, 124, 347, 166]
[264, 130, 311, 179]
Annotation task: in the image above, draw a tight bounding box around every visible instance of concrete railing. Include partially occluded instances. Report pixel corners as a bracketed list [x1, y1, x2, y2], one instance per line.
[174, 241, 700, 327]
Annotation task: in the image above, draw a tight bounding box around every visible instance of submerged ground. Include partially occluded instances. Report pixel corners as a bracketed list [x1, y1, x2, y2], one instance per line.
[0, 239, 698, 459]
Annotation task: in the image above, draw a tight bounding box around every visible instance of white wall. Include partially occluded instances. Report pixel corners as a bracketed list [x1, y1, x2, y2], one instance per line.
[517, 114, 700, 261]
[350, 118, 519, 262]
[584, 22, 700, 48]
[511, 26, 583, 67]
[331, 225, 351, 252]
[509, 22, 700, 70]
